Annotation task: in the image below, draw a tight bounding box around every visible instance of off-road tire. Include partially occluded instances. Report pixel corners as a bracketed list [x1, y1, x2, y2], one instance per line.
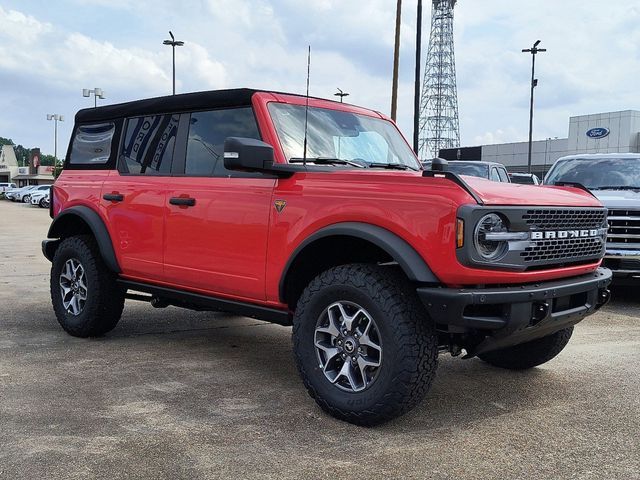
[50, 235, 125, 337]
[292, 264, 438, 426]
[478, 327, 574, 370]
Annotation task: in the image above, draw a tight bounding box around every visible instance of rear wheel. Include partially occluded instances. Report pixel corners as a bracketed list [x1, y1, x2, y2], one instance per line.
[22, 195, 31, 203]
[478, 327, 573, 370]
[292, 264, 438, 426]
[50, 235, 125, 337]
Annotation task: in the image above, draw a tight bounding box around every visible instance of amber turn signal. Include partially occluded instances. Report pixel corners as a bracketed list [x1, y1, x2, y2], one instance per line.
[456, 218, 464, 248]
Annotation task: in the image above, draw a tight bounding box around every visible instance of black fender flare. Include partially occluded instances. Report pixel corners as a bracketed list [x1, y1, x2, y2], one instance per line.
[45, 206, 121, 273]
[279, 222, 439, 302]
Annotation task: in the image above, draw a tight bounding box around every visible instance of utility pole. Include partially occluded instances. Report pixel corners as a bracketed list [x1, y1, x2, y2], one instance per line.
[413, 0, 423, 154]
[390, 0, 402, 121]
[522, 40, 546, 174]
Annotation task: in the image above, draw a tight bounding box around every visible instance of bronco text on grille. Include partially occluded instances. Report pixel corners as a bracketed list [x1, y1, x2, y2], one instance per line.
[522, 208, 607, 266]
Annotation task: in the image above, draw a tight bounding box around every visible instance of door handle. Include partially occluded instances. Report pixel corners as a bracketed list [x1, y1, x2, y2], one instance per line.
[169, 197, 196, 207]
[103, 193, 124, 202]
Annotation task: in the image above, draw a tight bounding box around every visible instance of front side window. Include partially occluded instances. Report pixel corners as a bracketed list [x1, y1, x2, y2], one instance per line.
[497, 168, 509, 182]
[70, 123, 115, 164]
[185, 107, 260, 176]
[447, 163, 489, 178]
[120, 114, 179, 175]
[268, 103, 420, 170]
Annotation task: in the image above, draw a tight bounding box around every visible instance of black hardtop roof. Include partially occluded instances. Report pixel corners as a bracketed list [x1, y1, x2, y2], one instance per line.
[75, 88, 259, 123]
[74, 88, 345, 123]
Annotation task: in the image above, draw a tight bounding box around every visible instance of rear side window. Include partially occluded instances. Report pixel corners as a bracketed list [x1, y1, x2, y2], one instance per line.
[120, 114, 179, 175]
[185, 107, 260, 176]
[70, 123, 115, 164]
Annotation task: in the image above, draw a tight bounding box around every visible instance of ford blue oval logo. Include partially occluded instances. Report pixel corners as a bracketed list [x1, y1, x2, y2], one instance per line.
[586, 127, 610, 139]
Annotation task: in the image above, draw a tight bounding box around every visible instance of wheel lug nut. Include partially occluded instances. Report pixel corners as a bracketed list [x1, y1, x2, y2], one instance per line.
[342, 354, 346, 359]
[351, 356, 357, 362]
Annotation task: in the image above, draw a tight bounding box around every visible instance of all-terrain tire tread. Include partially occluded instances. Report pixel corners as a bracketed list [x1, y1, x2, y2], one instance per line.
[50, 235, 125, 337]
[478, 327, 574, 370]
[292, 264, 438, 426]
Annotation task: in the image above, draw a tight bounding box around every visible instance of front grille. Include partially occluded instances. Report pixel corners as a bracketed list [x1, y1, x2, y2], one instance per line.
[521, 237, 603, 263]
[520, 208, 606, 265]
[607, 209, 640, 246]
[522, 209, 606, 230]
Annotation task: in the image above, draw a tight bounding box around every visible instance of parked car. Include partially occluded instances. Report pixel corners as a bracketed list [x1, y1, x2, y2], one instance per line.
[0, 182, 17, 193]
[545, 153, 640, 284]
[43, 88, 611, 425]
[509, 173, 540, 185]
[18, 185, 51, 203]
[30, 188, 51, 208]
[6, 185, 37, 202]
[422, 160, 510, 182]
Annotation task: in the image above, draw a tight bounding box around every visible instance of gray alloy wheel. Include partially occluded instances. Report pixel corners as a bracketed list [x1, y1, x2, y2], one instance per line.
[314, 301, 382, 393]
[58, 258, 88, 316]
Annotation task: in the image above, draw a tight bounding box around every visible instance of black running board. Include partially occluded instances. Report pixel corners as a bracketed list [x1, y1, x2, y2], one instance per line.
[117, 279, 292, 326]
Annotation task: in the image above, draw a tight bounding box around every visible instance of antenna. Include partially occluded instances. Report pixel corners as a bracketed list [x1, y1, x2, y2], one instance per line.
[302, 45, 311, 166]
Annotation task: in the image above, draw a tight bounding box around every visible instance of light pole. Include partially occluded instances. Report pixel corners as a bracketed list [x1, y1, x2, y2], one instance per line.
[46, 114, 64, 161]
[390, 0, 402, 120]
[82, 88, 105, 108]
[163, 31, 184, 95]
[522, 40, 546, 173]
[334, 88, 349, 103]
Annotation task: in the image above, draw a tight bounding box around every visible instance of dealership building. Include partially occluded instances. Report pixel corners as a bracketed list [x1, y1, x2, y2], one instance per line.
[440, 110, 640, 179]
[0, 145, 55, 186]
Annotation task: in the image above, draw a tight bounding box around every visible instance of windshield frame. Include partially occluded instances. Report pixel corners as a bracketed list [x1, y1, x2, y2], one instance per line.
[266, 102, 421, 170]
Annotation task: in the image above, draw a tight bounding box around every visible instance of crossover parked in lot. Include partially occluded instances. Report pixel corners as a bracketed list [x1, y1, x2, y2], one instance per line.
[422, 160, 511, 182]
[30, 187, 50, 208]
[42, 89, 611, 425]
[545, 153, 640, 284]
[0, 182, 17, 193]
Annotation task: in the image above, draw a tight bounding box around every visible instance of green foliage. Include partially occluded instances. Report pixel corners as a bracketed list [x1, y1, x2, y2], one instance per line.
[0, 136, 59, 166]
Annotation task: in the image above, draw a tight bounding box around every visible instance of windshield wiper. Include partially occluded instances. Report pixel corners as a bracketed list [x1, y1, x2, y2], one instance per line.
[368, 162, 417, 171]
[590, 185, 640, 190]
[290, 157, 366, 168]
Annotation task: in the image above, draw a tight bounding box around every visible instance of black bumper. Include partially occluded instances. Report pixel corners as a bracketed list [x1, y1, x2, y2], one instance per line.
[416, 268, 612, 356]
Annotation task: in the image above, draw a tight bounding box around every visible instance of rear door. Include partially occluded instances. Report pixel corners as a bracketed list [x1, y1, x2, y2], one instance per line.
[100, 113, 180, 280]
[163, 107, 275, 300]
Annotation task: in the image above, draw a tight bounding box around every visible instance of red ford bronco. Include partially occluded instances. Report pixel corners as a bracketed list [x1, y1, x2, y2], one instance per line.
[43, 89, 611, 425]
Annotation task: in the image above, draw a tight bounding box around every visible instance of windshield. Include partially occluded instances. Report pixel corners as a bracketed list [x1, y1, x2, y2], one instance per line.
[268, 103, 420, 170]
[545, 157, 640, 189]
[446, 163, 489, 179]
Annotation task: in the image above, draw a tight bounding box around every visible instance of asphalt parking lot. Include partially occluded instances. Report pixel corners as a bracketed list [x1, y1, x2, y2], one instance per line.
[0, 199, 638, 479]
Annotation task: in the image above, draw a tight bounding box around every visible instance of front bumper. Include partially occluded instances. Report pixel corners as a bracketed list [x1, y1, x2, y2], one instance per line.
[417, 268, 612, 356]
[603, 249, 640, 284]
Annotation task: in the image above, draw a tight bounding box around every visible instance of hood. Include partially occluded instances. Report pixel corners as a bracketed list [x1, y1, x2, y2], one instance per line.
[461, 175, 602, 207]
[591, 189, 640, 209]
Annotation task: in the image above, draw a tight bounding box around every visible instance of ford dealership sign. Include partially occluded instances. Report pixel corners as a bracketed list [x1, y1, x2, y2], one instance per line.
[586, 127, 610, 139]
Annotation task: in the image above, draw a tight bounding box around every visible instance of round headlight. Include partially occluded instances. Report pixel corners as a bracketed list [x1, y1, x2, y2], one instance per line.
[473, 213, 509, 261]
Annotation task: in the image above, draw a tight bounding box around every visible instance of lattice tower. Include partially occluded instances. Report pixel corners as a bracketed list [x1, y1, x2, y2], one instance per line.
[417, 0, 460, 159]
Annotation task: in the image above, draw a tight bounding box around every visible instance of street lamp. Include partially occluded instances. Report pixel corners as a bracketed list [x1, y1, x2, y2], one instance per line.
[522, 40, 546, 174]
[46, 114, 64, 161]
[334, 88, 349, 103]
[82, 88, 105, 108]
[163, 31, 184, 95]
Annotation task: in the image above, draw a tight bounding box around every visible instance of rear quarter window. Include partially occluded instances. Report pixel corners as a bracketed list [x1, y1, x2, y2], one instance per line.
[69, 123, 116, 165]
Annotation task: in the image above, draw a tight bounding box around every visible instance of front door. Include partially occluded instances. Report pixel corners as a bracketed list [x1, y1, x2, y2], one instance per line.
[163, 107, 275, 301]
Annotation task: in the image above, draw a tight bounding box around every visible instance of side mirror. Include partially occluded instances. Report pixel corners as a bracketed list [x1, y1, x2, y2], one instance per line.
[431, 157, 449, 172]
[223, 137, 275, 172]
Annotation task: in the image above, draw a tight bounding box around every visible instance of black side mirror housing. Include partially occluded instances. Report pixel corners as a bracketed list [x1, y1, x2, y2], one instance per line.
[223, 137, 275, 172]
[431, 157, 449, 172]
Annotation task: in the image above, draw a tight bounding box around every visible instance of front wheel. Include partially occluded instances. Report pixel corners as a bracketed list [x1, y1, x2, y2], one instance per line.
[50, 235, 125, 337]
[39, 198, 49, 208]
[292, 264, 438, 426]
[478, 327, 574, 370]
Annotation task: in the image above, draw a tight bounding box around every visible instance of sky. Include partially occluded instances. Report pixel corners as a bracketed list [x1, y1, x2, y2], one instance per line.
[0, 0, 639, 159]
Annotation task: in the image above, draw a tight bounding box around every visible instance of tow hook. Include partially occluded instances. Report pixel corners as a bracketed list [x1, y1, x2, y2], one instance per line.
[596, 289, 611, 309]
[531, 301, 550, 325]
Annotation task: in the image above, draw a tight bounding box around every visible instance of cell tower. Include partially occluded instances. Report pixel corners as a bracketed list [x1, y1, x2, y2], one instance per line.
[417, 0, 460, 159]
